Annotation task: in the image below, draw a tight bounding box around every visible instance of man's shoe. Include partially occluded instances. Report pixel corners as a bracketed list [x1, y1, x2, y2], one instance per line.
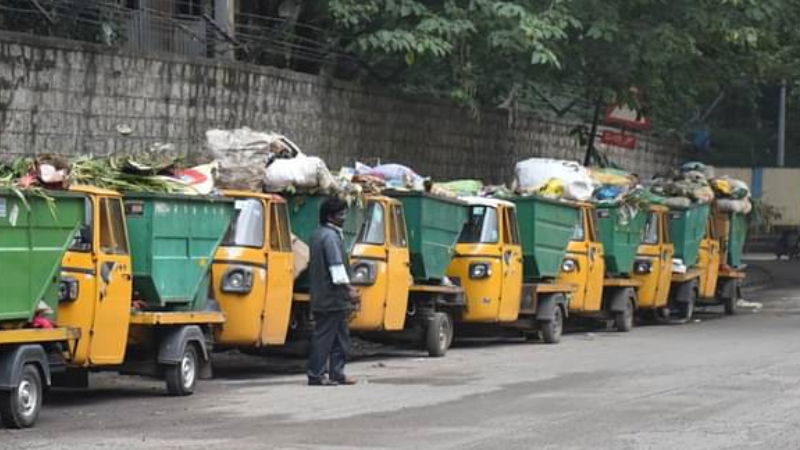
[308, 378, 338, 386]
[333, 376, 357, 385]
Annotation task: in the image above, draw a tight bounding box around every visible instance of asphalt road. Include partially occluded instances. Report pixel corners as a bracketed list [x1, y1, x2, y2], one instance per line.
[3, 259, 799, 450]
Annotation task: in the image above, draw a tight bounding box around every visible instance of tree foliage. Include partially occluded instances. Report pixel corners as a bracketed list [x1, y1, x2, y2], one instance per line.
[322, 0, 800, 133]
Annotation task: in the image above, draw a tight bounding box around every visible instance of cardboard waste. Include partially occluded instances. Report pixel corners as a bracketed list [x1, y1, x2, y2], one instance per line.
[206, 127, 302, 191]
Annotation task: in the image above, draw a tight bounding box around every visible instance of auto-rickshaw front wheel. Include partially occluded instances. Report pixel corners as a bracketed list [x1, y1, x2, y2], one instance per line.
[0, 363, 42, 429]
[165, 344, 198, 396]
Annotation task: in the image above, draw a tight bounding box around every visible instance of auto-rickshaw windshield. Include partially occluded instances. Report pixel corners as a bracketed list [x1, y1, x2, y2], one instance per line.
[69, 197, 94, 252]
[357, 201, 385, 245]
[458, 206, 499, 243]
[223, 199, 265, 248]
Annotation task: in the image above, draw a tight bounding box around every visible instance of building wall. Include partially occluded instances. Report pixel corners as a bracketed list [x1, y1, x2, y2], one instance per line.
[0, 31, 679, 183]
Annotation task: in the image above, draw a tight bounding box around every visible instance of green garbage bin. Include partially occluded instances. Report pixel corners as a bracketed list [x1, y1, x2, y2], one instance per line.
[0, 190, 85, 322]
[727, 212, 748, 266]
[668, 203, 710, 267]
[123, 194, 234, 310]
[512, 195, 580, 279]
[286, 194, 367, 291]
[387, 191, 468, 282]
[595, 203, 648, 275]
[286, 194, 366, 251]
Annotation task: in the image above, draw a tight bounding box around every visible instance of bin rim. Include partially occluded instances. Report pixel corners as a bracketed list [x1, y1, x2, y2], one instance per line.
[0, 186, 86, 199]
[383, 189, 468, 206]
[667, 202, 710, 212]
[510, 194, 586, 208]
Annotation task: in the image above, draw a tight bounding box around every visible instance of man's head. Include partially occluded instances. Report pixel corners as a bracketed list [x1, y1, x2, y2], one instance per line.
[319, 196, 349, 227]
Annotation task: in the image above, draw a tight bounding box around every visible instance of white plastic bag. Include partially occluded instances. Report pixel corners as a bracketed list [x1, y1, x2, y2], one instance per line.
[514, 158, 594, 201]
[716, 198, 752, 214]
[263, 156, 337, 192]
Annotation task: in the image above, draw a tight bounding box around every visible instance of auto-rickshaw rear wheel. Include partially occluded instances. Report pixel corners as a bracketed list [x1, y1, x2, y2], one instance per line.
[722, 279, 741, 315]
[539, 306, 563, 344]
[614, 298, 634, 332]
[165, 344, 198, 396]
[0, 363, 42, 429]
[425, 312, 453, 357]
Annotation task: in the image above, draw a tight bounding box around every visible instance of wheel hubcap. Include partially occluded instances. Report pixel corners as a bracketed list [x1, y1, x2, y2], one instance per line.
[181, 353, 196, 389]
[17, 378, 36, 418]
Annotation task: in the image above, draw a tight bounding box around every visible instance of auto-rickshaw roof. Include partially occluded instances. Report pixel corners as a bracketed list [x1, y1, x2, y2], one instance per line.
[460, 196, 515, 209]
[222, 189, 286, 203]
[69, 184, 121, 196]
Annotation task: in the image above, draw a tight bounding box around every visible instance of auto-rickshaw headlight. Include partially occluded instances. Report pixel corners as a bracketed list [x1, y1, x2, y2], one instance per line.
[561, 258, 578, 273]
[350, 260, 376, 286]
[222, 267, 254, 294]
[469, 262, 492, 279]
[58, 277, 79, 303]
[634, 259, 653, 274]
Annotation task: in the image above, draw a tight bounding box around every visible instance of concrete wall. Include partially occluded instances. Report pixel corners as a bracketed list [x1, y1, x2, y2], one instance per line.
[0, 31, 679, 183]
[716, 167, 800, 226]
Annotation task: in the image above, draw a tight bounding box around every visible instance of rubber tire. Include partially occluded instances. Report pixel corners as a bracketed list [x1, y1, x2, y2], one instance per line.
[539, 306, 563, 344]
[0, 364, 42, 429]
[720, 280, 739, 316]
[670, 290, 696, 325]
[425, 312, 453, 358]
[723, 296, 738, 315]
[614, 299, 634, 332]
[165, 344, 198, 396]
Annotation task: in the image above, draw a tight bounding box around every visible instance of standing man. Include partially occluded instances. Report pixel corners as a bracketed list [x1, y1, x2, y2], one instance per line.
[307, 197, 360, 386]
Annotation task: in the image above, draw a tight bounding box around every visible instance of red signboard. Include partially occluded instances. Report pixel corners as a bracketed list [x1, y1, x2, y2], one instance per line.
[600, 130, 637, 149]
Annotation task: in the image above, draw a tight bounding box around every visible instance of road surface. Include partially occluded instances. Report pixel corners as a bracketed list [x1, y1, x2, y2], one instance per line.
[3, 259, 798, 449]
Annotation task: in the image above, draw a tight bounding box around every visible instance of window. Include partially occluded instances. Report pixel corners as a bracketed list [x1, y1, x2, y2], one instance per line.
[99, 198, 129, 255]
[70, 197, 94, 252]
[357, 202, 385, 245]
[459, 206, 499, 244]
[571, 212, 585, 241]
[270, 202, 292, 252]
[506, 208, 521, 245]
[223, 199, 264, 248]
[390, 205, 408, 247]
[642, 212, 659, 245]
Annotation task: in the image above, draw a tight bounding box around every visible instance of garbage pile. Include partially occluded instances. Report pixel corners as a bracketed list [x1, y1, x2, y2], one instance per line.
[207, 127, 473, 200]
[0, 147, 218, 196]
[508, 157, 752, 220]
[511, 157, 644, 210]
[646, 161, 751, 213]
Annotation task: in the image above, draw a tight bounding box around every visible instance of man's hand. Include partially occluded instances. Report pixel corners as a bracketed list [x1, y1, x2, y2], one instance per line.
[347, 285, 361, 309]
[347, 285, 360, 302]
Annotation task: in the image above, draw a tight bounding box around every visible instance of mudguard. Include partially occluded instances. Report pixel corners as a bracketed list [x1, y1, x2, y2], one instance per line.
[671, 280, 697, 303]
[608, 287, 635, 313]
[716, 278, 739, 300]
[536, 293, 567, 321]
[157, 325, 209, 364]
[0, 345, 50, 390]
